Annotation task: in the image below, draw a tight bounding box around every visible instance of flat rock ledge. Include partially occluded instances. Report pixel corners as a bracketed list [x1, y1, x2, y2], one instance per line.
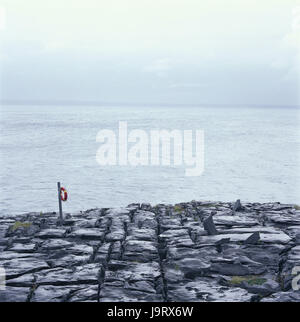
[0, 201, 300, 302]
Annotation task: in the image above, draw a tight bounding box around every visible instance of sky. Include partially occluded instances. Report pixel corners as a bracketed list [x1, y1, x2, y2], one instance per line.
[0, 0, 299, 106]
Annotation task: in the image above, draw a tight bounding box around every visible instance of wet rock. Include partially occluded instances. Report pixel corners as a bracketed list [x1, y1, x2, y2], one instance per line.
[95, 243, 111, 263]
[67, 285, 99, 302]
[68, 228, 105, 240]
[263, 212, 300, 226]
[159, 229, 189, 241]
[233, 199, 243, 213]
[35, 263, 101, 285]
[210, 262, 265, 276]
[104, 262, 161, 287]
[49, 254, 91, 267]
[6, 221, 40, 237]
[105, 230, 125, 242]
[127, 228, 156, 241]
[140, 203, 152, 211]
[0, 287, 30, 302]
[68, 244, 94, 256]
[197, 231, 291, 245]
[168, 278, 252, 302]
[244, 232, 260, 245]
[203, 215, 218, 235]
[209, 254, 266, 276]
[2, 257, 49, 279]
[240, 279, 280, 296]
[213, 214, 259, 227]
[36, 229, 66, 239]
[175, 258, 211, 278]
[167, 246, 218, 261]
[280, 245, 300, 290]
[1, 200, 299, 302]
[8, 243, 37, 253]
[5, 273, 35, 287]
[99, 284, 163, 302]
[31, 285, 82, 302]
[123, 240, 158, 262]
[40, 239, 74, 251]
[261, 291, 300, 302]
[0, 251, 35, 261]
[134, 211, 157, 229]
[225, 244, 285, 272]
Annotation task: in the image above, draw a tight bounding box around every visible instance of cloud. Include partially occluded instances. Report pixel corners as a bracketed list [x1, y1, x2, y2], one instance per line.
[1, 0, 298, 105]
[169, 83, 208, 89]
[278, 5, 300, 89]
[283, 5, 300, 50]
[143, 58, 172, 78]
[0, 6, 6, 31]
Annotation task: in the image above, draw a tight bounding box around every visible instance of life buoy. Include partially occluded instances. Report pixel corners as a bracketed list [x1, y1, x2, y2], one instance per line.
[60, 187, 68, 201]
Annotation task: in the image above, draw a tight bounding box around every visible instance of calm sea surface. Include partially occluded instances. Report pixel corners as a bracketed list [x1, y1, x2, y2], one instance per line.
[0, 104, 299, 215]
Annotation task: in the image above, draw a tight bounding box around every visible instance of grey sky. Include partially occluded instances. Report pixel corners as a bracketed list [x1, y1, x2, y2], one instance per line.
[0, 0, 299, 106]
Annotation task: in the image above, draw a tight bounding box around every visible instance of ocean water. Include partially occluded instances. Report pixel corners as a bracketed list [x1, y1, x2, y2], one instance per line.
[0, 104, 299, 215]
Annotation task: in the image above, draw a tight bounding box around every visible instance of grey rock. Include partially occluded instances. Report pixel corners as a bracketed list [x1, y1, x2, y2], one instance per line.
[8, 243, 37, 253]
[175, 258, 211, 278]
[123, 240, 158, 262]
[244, 232, 260, 245]
[6, 273, 35, 287]
[40, 239, 74, 251]
[67, 285, 99, 302]
[36, 263, 101, 285]
[1, 200, 299, 302]
[2, 257, 49, 279]
[36, 229, 66, 239]
[0, 287, 30, 302]
[210, 262, 265, 276]
[105, 230, 125, 242]
[128, 228, 156, 241]
[159, 229, 189, 241]
[134, 210, 157, 229]
[168, 278, 252, 302]
[233, 199, 243, 212]
[203, 215, 218, 235]
[68, 228, 105, 240]
[261, 291, 300, 302]
[240, 279, 280, 296]
[140, 203, 152, 211]
[99, 285, 163, 302]
[31, 285, 82, 302]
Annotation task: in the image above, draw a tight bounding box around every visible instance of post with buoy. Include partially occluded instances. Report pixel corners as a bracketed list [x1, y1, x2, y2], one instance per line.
[57, 181, 63, 224]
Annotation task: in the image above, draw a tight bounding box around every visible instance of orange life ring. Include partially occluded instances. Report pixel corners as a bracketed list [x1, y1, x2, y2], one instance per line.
[60, 187, 68, 201]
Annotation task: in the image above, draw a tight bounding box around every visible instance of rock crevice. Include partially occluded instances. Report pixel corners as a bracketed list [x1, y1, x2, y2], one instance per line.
[0, 201, 299, 302]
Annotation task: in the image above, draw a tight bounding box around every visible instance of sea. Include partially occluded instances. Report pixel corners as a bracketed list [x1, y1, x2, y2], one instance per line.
[0, 104, 299, 215]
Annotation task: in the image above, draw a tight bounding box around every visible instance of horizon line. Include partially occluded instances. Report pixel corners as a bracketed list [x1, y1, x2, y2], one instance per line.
[1, 99, 299, 109]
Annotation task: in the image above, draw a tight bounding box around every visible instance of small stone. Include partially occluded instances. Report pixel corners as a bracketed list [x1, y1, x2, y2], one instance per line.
[203, 215, 218, 235]
[233, 199, 243, 213]
[244, 232, 260, 245]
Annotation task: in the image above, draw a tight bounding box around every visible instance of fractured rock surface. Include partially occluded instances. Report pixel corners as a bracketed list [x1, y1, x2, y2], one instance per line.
[0, 201, 300, 302]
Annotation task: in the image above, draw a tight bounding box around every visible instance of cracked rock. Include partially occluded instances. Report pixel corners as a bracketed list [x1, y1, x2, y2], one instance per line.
[0, 200, 299, 302]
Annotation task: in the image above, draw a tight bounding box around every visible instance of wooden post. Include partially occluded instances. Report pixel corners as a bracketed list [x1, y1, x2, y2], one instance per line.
[57, 182, 63, 224]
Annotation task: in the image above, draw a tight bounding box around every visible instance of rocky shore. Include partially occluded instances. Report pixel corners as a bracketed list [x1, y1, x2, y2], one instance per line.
[0, 200, 300, 302]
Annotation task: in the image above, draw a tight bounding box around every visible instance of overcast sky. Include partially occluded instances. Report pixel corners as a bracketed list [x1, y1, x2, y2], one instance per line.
[0, 0, 299, 106]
